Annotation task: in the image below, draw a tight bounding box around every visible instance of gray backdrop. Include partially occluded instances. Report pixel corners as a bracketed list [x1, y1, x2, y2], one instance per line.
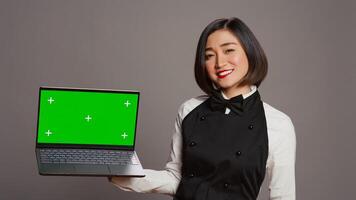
[1, 0, 355, 199]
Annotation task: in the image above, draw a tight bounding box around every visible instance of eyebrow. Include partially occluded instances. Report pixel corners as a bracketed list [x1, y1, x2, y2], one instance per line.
[205, 42, 238, 51]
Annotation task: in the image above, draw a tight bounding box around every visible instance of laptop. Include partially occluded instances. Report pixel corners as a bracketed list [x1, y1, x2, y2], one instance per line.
[35, 86, 145, 177]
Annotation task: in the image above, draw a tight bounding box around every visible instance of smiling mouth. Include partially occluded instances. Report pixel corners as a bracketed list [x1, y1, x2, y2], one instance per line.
[217, 69, 234, 79]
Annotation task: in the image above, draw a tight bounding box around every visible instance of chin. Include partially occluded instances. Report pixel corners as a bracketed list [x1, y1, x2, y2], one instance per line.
[216, 81, 239, 90]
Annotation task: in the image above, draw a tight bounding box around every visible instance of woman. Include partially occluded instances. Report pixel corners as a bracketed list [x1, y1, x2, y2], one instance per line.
[110, 17, 296, 200]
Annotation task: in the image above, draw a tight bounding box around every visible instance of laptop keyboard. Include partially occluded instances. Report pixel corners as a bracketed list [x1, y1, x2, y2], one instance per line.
[39, 149, 139, 165]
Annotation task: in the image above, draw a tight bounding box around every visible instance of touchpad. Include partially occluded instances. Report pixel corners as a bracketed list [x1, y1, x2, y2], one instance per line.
[60, 164, 76, 174]
[76, 165, 110, 174]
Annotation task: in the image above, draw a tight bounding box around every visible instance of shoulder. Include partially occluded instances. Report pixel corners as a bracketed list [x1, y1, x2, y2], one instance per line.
[177, 95, 209, 120]
[263, 102, 294, 128]
[262, 102, 296, 153]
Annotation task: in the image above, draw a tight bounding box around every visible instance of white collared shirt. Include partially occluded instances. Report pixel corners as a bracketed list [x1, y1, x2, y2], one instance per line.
[111, 85, 296, 200]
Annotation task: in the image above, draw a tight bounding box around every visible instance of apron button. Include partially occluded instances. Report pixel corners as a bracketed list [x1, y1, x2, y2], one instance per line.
[189, 141, 197, 147]
[235, 151, 242, 156]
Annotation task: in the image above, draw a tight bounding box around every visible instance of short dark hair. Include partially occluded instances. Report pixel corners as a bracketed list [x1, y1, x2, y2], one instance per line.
[194, 17, 268, 96]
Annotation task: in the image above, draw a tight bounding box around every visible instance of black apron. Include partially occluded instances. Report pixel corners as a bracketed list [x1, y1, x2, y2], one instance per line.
[174, 90, 268, 200]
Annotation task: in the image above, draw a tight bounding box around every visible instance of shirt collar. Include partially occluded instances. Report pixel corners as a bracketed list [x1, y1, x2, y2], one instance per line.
[221, 85, 257, 100]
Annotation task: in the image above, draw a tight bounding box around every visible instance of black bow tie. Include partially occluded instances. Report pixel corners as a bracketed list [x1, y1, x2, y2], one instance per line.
[210, 90, 244, 115]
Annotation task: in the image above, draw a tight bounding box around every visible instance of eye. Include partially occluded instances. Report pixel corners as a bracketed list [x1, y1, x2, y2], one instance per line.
[224, 49, 235, 54]
[205, 54, 214, 60]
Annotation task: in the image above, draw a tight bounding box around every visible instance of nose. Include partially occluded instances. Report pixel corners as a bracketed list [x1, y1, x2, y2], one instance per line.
[215, 53, 227, 69]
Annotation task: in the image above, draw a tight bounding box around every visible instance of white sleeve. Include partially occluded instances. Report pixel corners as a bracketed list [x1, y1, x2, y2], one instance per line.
[267, 116, 296, 200]
[110, 103, 184, 196]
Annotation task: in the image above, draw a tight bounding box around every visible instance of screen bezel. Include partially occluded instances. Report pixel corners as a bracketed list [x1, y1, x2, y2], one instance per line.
[35, 86, 140, 150]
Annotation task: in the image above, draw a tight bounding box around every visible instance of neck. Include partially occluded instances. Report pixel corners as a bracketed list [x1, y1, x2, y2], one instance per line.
[222, 85, 251, 99]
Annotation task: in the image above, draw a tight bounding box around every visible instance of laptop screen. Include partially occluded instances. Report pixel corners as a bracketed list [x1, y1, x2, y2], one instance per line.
[36, 87, 139, 147]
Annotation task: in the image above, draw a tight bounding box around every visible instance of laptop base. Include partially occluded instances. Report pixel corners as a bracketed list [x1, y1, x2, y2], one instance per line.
[36, 148, 145, 177]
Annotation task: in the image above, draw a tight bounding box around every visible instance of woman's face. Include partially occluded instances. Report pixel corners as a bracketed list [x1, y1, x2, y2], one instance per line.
[205, 29, 249, 92]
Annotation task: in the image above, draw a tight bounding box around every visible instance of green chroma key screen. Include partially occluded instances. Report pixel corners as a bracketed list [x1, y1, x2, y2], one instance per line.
[37, 88, 139, 146]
